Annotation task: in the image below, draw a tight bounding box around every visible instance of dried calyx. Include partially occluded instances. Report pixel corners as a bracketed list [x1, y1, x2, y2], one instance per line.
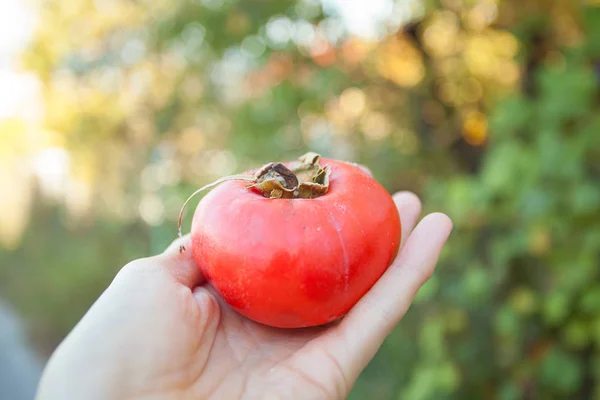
[177, 152, 330, 246]
[247, 152, 331, 199]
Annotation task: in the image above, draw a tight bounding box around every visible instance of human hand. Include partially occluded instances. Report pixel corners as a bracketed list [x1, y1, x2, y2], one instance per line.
[36, 191, 452, 400]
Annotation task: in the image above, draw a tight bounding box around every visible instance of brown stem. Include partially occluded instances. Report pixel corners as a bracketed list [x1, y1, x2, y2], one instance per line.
[177, 174, 255, 247]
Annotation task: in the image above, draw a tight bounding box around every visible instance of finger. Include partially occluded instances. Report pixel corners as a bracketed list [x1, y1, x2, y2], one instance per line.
[393, 191, 422, 247]
[163, 233, 192, 255]
[156, 234, 205, 288]
[322, 212, 453, 382]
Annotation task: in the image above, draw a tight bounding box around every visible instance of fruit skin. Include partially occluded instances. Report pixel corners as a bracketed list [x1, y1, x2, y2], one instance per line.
[191, 158, 401, 328]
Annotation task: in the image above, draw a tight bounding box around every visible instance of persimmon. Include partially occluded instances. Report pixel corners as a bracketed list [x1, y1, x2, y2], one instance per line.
[179, 152, 401, 328]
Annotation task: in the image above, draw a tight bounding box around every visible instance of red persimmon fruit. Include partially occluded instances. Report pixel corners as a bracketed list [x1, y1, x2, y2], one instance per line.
[181, 152, 401, 328]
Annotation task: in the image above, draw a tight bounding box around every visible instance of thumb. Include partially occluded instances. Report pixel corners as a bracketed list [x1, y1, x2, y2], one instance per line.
[116, 234, 204, 289]
[156, 234, 205, 288]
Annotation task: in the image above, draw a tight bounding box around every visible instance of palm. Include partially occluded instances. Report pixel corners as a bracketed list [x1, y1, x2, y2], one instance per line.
[190, 291, 347, 399]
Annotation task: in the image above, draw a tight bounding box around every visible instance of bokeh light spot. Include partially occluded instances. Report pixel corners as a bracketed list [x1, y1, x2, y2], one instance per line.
[376, 36, 424, 88]
[361, 112, 391, 141]
[266, 16, 293, 48]
[339, 87, 366, 118]
[241, 35, 266, 58]
[462, 110, 488, 146]
[139, 194, 165, 226]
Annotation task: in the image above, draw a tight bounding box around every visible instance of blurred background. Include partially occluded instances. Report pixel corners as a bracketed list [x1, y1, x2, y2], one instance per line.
[1, 0, 600, 398]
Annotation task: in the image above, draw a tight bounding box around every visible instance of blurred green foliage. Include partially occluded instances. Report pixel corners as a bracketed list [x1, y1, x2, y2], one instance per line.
[1, 0, 600, 398]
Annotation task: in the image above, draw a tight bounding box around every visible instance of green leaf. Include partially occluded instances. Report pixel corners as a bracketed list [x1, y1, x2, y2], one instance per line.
[570, 183, 600, 214]
[538, 348, 582, 394]
[489, 95, 532, 138]
[543, 292, 570, 326]
[436, 362, 460, 393]
[562, 320, 590, 350]
[498, 382, 522, 400]
[464, 267, 490, 300]
[495, 306, 519, 337]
